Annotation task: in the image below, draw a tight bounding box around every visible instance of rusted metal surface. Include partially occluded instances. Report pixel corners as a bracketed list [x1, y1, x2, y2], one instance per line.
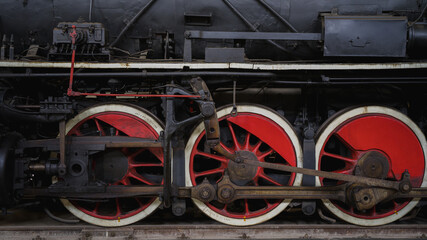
[23, 186, 164, 199]
[243, 158, 402, 190]
[22, 136, 162, 149]
[214, 173, 346, 203]
[2, 60, 427, 71]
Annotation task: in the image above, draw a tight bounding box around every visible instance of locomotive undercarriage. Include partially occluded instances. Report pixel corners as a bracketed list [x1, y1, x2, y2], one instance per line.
[1, 63, 427, 227]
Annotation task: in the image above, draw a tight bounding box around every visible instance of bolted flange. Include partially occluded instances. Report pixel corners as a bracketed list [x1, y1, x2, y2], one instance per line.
[216, 173, 236, 204]
[192, 178, 216, 203]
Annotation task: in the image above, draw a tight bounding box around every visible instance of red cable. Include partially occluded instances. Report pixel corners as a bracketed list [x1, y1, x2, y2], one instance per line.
[66, 25, 200, 99]
[72, 92, 200, 98]
[67, 25, 77, 96]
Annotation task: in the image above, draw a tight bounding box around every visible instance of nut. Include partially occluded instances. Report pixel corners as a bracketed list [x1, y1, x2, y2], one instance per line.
[221, 188, 232, 199]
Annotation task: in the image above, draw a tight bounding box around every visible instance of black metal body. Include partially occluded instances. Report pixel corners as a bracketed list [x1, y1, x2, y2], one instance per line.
[0, 133, 22, 207]
[0, 0, 427, 60]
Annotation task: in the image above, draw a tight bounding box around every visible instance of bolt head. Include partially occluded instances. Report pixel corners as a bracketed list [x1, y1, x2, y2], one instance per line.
[221, 188, 232, 199]
[403, 184, 410, 191]
[200, 189, 210, 199]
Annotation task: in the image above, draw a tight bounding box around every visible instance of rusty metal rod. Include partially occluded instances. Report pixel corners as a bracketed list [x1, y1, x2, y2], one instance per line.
[232, 185, 346, 201]
[22, 185, 427, 200]
[21, 136, 162, 149]
[23, 186, 164, 199]
[244, 160, 401, 190]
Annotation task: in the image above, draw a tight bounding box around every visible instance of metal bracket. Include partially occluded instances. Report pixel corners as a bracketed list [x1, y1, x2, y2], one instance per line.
[162, 83, 207, 208]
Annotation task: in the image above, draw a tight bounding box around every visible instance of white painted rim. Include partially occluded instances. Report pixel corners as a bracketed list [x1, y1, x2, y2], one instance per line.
[60, 103, 163, 227]
[315, 106, 427, 226]
[185, 105, 303, 226]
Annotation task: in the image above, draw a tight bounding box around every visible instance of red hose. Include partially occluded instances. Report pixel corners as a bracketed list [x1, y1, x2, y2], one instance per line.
[67, 25, 77, 96]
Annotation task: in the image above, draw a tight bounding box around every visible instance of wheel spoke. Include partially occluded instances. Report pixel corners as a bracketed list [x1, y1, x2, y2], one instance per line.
[258, 148, 274, 160]
[252, 141, 262, 154]
[349, 206, 355, 214]
[128, 148, 146, 159]
[135, 198, 144, 207]
[92, 202, 100, 214]
[264, 199, 272, 208]
[244, 199, 250, 215]
[259, 173, 282, 186]
[94, 118, 106, 136]
[321, 152, 357, 163]
[392, 201, 399, 208]
[244, 133, 251, 150]
[195, 168, 225, 178]
[253, 176, 260, 186]
[120, 177, 131, 185]
[220, 142, 234, 154]
[195, 151, 229, 163]
[115, 198, 122, 217]
[227, 121, 240, 150]
[371, 205, 377, 217]
[128, 171, 155, 185]
[129, 162, 163, 168]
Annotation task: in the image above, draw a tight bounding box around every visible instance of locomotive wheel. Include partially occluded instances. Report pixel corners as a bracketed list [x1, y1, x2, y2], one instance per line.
[315, 106, 427, 226]
[185, 105, 302, 226]
[60, 103, 164, 227]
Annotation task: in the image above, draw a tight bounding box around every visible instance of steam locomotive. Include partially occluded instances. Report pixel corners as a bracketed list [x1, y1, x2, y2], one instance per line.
[1, 0, 427, 227]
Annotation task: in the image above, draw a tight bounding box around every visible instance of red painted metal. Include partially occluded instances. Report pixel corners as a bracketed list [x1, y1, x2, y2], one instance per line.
[227, 113, 296, 166]
[68, 92, 201, 98]
[319, 114, 425, 219]
[68, 112, 163, 220]
[190, 112, 297, 219]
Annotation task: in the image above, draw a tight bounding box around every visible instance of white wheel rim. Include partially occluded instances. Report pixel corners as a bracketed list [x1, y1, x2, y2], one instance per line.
[315, 106, 427, 226]
[60, 104, 163, 227]
[185, 105, 303, 226]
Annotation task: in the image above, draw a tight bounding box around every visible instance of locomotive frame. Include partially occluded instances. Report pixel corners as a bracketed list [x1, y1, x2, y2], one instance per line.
[1, 0, 427, 228]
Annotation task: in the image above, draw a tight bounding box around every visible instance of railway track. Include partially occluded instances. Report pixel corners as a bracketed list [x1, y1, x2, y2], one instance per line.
[1, 222, 427, 240]
[1, 207, 427, 240]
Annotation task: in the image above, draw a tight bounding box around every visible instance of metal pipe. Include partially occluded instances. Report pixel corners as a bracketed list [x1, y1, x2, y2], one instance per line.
[89, 0, 93, 22]
[0, 71, 276, 78]
[255, 0, 298, 33]
[325, 76, 427, 81]
[0, 102, 67, 123]
[109, 0, 157, 47]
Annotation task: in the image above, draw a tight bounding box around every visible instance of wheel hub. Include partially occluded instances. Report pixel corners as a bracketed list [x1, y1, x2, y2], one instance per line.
[356, 151, 389, 179]
[227, 151, 258, 185]
[94, 150, 129, 184]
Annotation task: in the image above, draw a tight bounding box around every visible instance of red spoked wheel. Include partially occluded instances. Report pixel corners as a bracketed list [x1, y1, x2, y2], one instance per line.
[185, 105, 302, 226]
[316, 106, 427, 226]
[60, 103, 164, 227]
